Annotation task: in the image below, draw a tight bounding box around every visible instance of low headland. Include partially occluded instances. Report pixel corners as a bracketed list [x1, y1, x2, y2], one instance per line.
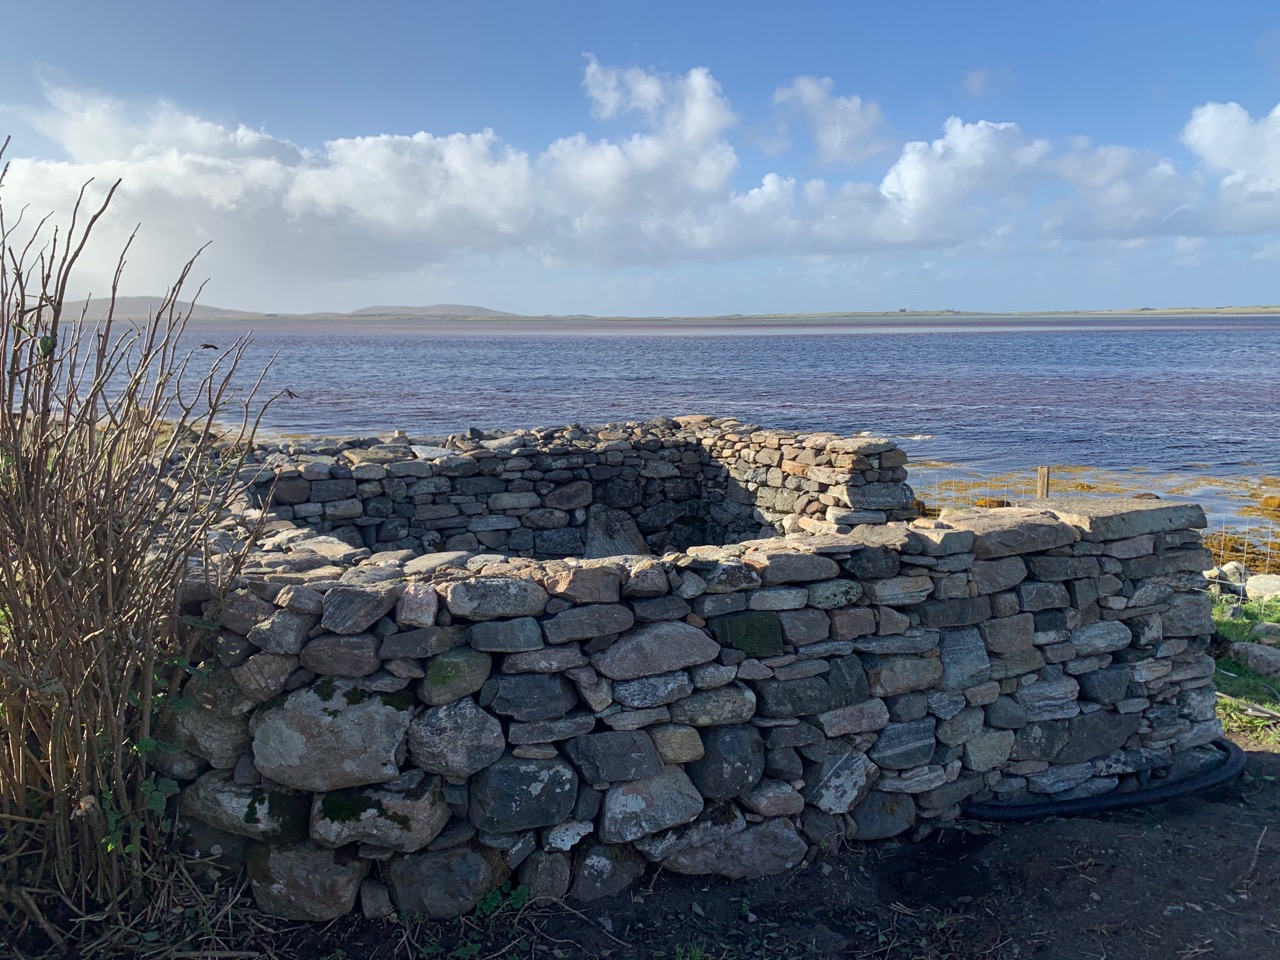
[68, 295, 1280, 327]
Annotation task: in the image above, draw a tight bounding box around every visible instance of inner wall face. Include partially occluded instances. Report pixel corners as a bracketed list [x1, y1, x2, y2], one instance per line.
[245, 418, 918, 559]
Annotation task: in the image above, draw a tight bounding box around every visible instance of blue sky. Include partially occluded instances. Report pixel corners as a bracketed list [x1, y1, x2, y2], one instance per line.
[2, 1, 1280, 315]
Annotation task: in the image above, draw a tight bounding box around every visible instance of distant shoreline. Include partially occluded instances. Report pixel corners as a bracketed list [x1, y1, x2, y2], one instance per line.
[195, 305, 1280, 323]
[66, 293, 1280, 327]
[174, 310, 1280, 338]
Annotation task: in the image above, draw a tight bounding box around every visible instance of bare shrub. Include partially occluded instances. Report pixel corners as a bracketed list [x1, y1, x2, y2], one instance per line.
[0, 136, 275, 952]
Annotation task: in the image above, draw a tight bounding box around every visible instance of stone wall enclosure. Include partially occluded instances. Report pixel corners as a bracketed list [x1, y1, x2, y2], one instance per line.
[168, 422, 1222, 923]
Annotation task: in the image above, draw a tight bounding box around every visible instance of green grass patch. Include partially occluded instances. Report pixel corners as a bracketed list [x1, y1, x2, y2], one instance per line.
[1212, 596, 1280, 643]
[1215, 657, 1280, 707]
[1213, 599, 1280, 743]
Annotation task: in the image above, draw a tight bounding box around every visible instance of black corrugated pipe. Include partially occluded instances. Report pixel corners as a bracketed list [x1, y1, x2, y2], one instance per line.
[960, 738, 1246, 822]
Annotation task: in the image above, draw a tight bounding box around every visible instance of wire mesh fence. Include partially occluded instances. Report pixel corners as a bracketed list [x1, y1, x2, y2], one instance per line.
[909, 462, 1279, 576]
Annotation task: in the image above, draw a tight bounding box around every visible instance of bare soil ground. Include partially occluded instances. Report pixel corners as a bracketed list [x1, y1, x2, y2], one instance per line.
[257, 736, 1279, 960]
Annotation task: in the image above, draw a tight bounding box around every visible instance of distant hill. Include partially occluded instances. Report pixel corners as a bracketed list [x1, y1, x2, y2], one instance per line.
[62, 297, 514, 322]
[349, 304, 515, 317]
[59, 298, 1280, 325]
[66, 296, 264, 321]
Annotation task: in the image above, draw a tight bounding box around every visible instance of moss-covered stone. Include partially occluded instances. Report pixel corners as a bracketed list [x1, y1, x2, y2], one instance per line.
[709, 611, 784, 657]
[419, 647, 491, 706]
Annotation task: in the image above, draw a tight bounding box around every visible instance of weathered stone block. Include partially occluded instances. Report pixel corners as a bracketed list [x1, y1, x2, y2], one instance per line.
[939, 627, 991, 690]
[252, 681, 413, 792]
[419, 648, 492, 705]
[919, 596, 992, 628]
[598, 765, 705, 843]
[469, 755, 578, 832]
[662, 818, 807, 879]
[482, 674, 577, 721]
[869, 719, 937, 769]
[249, 842, 369, 921]
[442, 576, 549, 620]
[542, 604, 635, 643]
[408, 697, 505, 780]
[1035, 497, 1207, 541]
[593, 622, 720, 680]
[863, 654, 944, 697]
[467, 617, 543, 653]
[385, 845, 509, 919]
[801, 741, 878, 814]
[944, 509, 1077, 558]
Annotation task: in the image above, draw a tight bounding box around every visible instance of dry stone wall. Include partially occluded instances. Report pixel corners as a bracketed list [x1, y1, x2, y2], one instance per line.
[241, 416, 916, 558]
[170, 487, 1221, 923]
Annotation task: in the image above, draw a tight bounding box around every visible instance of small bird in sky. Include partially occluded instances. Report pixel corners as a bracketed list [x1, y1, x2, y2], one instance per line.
[284, 388, 301, 399]
[199, 342, 219, 350]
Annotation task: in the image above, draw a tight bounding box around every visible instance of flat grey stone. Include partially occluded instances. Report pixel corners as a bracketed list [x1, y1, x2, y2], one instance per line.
[1055, 711, 1142, 763]
[299, 633, 381, 677]
[863, 576, 934, 605]
[939, 627, 992, 690]
[942, 508, 1078, 559]
[501, 646, 589, 674]
[564, 731, 663, 783]
[745, 550, 840, 585]
[662, 818, 807, 879]
[863, 654, 944, 697]
[598, 765, 705, 843]
[752, 676, 831, 718]
[850, 791, 917, 840]
[633, 801, 746, 861]
[969, 556, 1029, 594]
[802, 740, 878, 814]
[614, 671, 695, 708]
[963, 727, 1015, 772]
[251, 681, 413, 791]
[569, 842, 646, 901]
[418, 648, 491, 705]
[507, 712, 598, 745]
[868, 719, 937, 769]
[321, 584, 404, 635]
[1033, 497, 1207, 541]
[179, 770, 308, 842]
[467, 617, 544, 653]
[936, 706, 985, 745]
[469, 755, 578, 832]
[593, 622, 720, 680]
[407, 697, 505, 779]
[385, 845, 508, 919]
[310, 776, 450, 853]
[441, 576, 548, 620]
[1014, 678, 1081, 722]
[542, 604, 636, 643]
[669, 684, 757, 726]
[685, 725, 764, 800]
[249, 841, 369, 921]
[482, 674, 577, 721]
[247, 610, 316, 655]
[1071, 621, 1132, 656]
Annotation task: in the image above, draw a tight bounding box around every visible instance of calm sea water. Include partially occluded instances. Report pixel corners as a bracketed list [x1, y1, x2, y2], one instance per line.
[182, 315, 1280, 476]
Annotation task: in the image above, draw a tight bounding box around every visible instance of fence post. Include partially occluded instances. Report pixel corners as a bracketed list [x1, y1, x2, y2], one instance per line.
[1036, 466, 1051, 499]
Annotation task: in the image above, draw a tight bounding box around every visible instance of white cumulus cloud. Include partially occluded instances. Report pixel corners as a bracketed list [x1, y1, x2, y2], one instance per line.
[1181, 100, 1280, 233]
[773, 76, 885, 165]
[0, 61, 1271, 310]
